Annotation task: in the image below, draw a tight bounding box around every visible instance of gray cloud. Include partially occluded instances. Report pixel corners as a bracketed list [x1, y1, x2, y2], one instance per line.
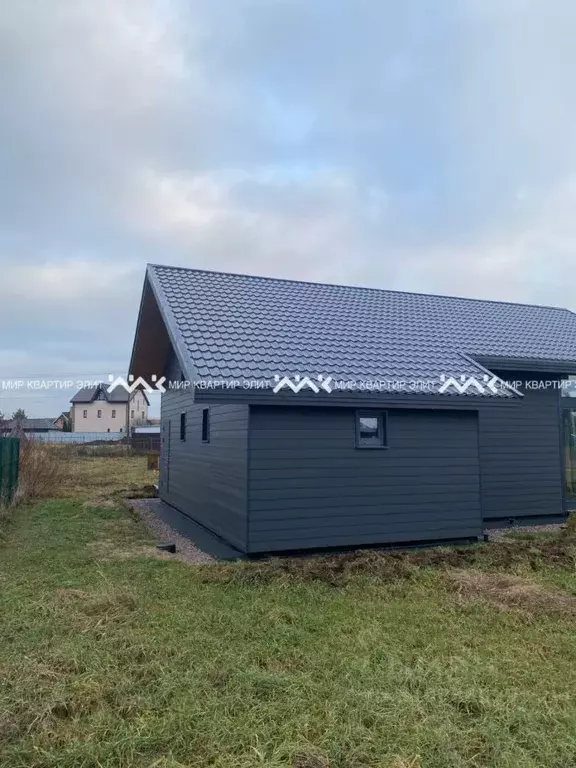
[1, 0, 576, 416]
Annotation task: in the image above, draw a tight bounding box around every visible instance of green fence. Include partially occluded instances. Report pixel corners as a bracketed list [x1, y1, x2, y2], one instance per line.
[0, 437, 20, 504]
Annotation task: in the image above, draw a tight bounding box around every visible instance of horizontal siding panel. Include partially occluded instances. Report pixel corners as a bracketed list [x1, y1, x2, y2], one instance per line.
[251, 486, 480, 502]
[249, 466, 476, 481]
[252, 526, 481, 552]
[250, 476, 482, 490]
[251, 522, 482, 543]
[252, 458, 479, 471]
[250, 447, 480, 459]
[251, 497, 481, 513]
[253, 510, 484, 527]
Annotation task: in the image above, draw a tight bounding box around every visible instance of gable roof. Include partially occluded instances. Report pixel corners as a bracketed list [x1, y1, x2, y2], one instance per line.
[71, 383, 149, 405]
[130, 264, 576, 396]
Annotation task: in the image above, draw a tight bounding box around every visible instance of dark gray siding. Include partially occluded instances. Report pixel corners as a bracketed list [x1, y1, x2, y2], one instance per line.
[160, 391, 249, 550]
[247, 406, 482, 553]
[479, 373, 564, 524]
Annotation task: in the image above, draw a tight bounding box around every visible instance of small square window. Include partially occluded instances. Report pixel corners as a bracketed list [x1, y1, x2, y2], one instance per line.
[355, 411, 387, 448]
[202, 408, 210, 442]
[83, 409, 87, 418]
[97, 409, 102, 419]
[180, 412, 186, 442]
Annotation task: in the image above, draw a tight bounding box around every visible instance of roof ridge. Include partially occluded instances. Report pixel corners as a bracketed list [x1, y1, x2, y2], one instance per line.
[147, 263, 570, 314]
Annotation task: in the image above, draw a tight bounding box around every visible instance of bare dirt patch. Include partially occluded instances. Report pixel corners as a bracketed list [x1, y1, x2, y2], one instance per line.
[445, 569, 576, 618]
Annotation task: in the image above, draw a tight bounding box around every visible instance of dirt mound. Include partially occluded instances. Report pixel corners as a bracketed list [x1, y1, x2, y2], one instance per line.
[200, 527, 576, 587]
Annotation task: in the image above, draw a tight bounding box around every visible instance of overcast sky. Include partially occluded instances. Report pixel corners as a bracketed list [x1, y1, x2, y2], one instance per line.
[1, 0, 576, 418]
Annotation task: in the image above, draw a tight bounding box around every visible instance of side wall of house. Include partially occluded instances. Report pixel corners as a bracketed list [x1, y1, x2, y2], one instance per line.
[160, 393, 250, 551]
[71, 391, 148, 433]
[71, 401, 126, 432]
[247, 405, 482, 553]
[478, 373, 564, 525]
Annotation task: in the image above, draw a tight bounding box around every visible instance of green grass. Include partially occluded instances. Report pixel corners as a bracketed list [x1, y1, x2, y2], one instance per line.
[1, 471, 576, 767]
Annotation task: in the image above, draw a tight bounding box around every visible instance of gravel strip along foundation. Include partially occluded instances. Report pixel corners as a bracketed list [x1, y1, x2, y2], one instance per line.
[127, 499, 215, 564]
[485, 523, 566, 542]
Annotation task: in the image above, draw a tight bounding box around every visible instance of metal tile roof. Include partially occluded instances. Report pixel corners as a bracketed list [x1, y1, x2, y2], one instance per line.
[71, 384, 130, 404]
[146, 264, 576, 391]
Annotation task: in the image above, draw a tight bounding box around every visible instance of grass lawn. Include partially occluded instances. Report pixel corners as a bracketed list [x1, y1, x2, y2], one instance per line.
[1, 458, 576, 767]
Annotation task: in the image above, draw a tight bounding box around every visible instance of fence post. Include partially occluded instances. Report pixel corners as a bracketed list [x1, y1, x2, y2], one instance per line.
[0, 437, 20, 504]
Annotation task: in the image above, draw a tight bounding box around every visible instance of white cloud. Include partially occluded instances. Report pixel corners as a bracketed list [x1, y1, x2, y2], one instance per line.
[400, 175, 576, 305]
[2, 258, 139, 303]
[131, 166, 392, 282]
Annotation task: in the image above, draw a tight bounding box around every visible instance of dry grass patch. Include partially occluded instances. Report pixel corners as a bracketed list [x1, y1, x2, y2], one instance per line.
[87, 537, 172, 562]
[445, 569, 576, 618]
[16, 438, 69, 503]
[54, 586, 137, 615]
[58, 455, 158, 502]
[292, 752, 331, 768]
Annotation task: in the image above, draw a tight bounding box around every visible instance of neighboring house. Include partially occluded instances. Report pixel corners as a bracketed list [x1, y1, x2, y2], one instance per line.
[70, 383, 149, 432]
[0, 417, 61, 434]
[129, 264, 576, 555]
[54, 411, 72, 431]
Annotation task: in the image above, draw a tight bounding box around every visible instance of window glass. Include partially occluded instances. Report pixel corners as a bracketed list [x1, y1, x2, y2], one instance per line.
[356, 412, 386, 448]
[202, 408, 210, 442]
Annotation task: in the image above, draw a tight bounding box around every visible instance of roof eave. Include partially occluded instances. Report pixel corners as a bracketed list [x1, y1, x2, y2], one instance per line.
[130, 265, 198, 384]
[473, 356, 576, 375]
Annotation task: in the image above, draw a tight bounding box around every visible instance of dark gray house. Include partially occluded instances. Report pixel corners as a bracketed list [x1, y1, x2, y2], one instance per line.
[130, 264, 576, 554]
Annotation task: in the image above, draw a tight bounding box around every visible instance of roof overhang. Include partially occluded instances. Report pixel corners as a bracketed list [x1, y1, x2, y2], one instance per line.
[128, 269, 196, 384]
[473, 356, 576, 375]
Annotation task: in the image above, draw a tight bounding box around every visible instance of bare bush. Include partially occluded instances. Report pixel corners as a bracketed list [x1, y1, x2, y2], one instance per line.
[16, 437, 69, 503]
